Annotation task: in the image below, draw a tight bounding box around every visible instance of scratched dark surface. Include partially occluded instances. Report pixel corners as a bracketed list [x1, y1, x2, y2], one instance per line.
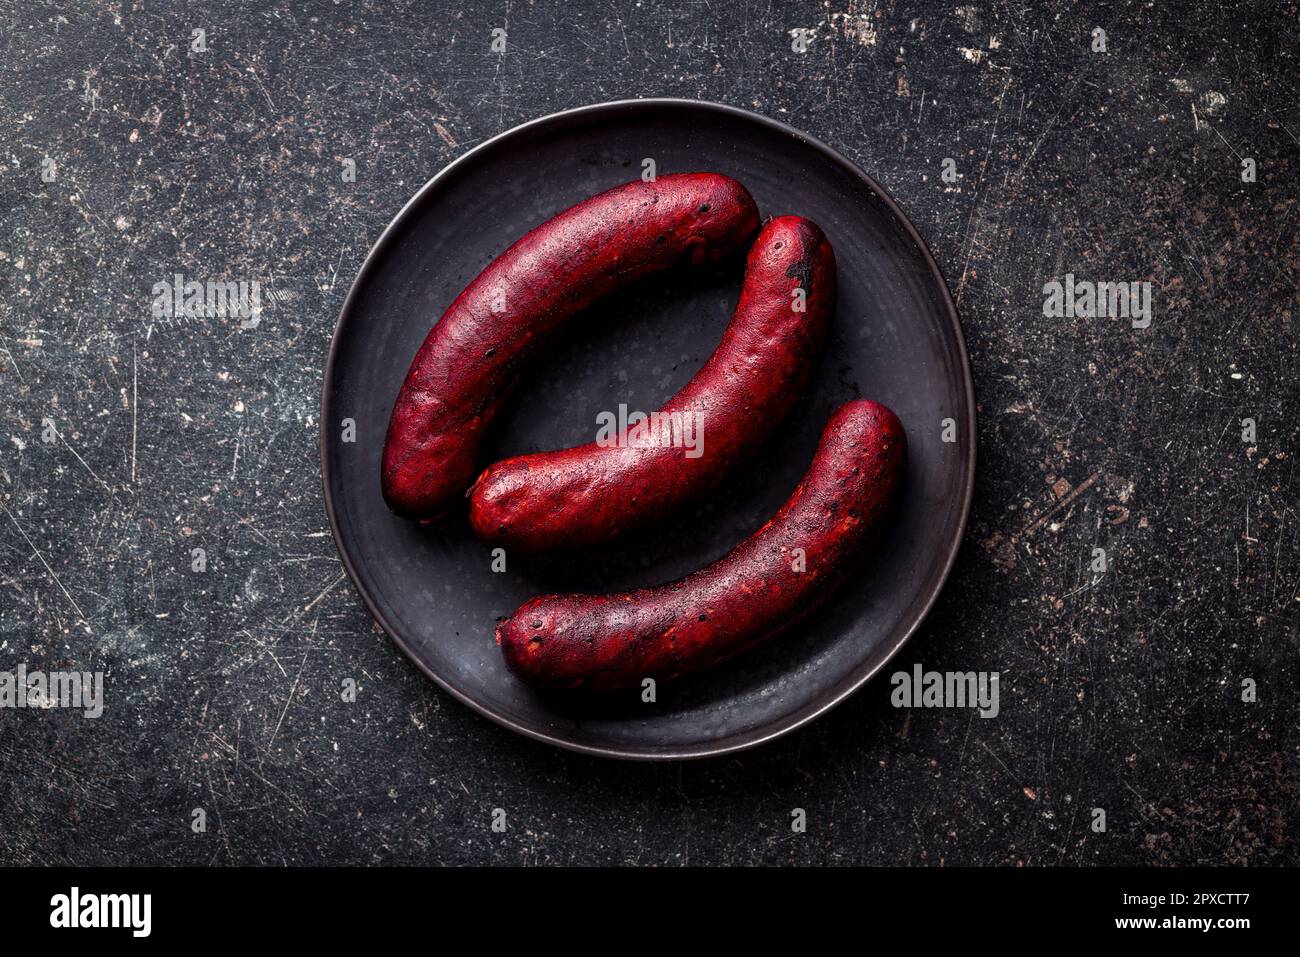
[1, 0, 1297, 865]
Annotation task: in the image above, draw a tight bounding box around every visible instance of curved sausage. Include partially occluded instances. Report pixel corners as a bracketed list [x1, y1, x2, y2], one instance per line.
[497, 399, 907, 691]
[381, 173, 760, 519]
[468, 216, 836, 551]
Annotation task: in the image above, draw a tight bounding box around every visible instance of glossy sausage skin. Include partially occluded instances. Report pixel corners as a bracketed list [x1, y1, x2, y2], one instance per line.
[497, 399, 907, 691]
[468, 216, 836, 551]
[382, 174, 761, 519]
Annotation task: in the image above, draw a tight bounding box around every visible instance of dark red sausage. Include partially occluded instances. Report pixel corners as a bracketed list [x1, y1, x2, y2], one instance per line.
[467, 216, 836, 551]
[497, 399, 907, 691]
[381, 173, 760, 519]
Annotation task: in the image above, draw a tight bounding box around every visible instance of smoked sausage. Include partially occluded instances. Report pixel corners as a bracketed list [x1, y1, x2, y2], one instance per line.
[468, 215, 836, 550]
[381, 173, 760, 519]
[497, 399, 907, 691]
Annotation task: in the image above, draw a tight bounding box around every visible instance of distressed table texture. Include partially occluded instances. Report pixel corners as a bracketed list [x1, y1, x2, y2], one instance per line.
[1, 0, 1296, 865]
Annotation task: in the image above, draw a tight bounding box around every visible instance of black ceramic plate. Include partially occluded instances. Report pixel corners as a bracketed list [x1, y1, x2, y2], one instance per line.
[321, 99, 974, 760]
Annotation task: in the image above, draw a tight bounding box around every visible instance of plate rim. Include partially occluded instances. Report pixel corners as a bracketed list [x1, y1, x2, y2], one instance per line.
[318, 97, 977, 761]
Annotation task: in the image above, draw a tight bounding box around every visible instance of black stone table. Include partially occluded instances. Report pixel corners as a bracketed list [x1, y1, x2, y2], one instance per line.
[1, 0, 1295, 864]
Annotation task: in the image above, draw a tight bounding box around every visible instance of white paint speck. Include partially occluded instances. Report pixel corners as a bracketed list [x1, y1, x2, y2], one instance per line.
[831, 13, 877, 46]
[1202, 90, 1227, 115]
